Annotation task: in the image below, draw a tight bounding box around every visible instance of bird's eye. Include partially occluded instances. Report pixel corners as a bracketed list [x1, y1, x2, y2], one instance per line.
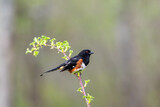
[86, 51, 89, 53]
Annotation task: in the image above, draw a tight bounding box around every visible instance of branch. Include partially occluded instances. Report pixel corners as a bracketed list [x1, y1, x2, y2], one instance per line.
[77, 74, 90, 107]
[46, 44, 70, 59]
[55, 47, 70, 60]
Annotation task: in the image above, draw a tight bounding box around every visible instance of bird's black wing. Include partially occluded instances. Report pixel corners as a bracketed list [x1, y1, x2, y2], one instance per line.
[60, 56, 81, 72]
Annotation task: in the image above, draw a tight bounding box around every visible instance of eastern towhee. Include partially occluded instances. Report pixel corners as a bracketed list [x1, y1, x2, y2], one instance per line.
[40, 49, 93, 76]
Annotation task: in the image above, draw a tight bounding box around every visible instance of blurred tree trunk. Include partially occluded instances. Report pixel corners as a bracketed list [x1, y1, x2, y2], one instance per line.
[116, 0, 146, 107]
[0, 0, 14, 107]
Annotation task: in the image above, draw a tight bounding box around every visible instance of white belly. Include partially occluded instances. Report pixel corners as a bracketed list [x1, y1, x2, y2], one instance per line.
[77, 62, 86, 71]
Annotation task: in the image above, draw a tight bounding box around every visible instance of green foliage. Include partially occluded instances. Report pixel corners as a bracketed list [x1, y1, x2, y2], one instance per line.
[77, 79, 94, 104]
[84, 80, 90, 88]
[77, 87, 82, 93]
[83, 93, 94, 104]
[69, 50, 73, 57]
[25, 35, 73, 59]
[72, 70, 82, 76]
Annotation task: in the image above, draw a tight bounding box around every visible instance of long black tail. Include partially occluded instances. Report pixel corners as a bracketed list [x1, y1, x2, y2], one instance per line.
[40, 64, 63, 76]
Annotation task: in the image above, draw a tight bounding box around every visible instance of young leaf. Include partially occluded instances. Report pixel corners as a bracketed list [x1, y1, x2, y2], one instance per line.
[77, 87, 82, 93]
[46, 37, 50, 40]
[34, 37, 39, 43]
[84, 80, 90, 87]
[83, 93, 94, 104]
[69, 50, 73, 57]
[62, 56, 68, 60]
[41, 35, 46, 39]
[50, 38, 56, 46]
[25, 48, 32, 54]
[56, 42, 62, 49]
[33, 51, 39, 56]
[29, 42, 35, 46]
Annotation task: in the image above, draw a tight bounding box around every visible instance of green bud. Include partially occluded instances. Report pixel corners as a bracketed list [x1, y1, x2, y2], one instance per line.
[50, 38, 56, 46]
[83, 93, 94, 104]
[46, 37, 50, 40]
[69, 50, 73, 57]
[33, 51, 39, 56]
[77, 87, 82, 93]
[25, 48, 32, 54]
[41, 35, 46, 39]
[56, 42, 62, 48]
[62, 56, 68, 60]
[29, 42, 35, 46]
[33, 37, 39, 43]
[84, 80, 90, 87]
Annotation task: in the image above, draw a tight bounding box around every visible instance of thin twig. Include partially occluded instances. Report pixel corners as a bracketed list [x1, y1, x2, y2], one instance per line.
[46, 44, 70, 59]
[78, 75, 90, 107]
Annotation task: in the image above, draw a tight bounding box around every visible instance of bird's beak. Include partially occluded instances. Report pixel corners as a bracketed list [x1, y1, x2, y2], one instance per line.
[90, 51, 94, 54]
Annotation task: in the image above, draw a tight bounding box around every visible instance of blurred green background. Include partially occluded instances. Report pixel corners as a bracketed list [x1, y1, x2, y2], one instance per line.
[1, 0, 160, 107]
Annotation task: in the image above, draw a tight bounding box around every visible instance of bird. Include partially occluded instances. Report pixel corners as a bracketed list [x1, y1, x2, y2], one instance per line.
[40, 49, 94, 76]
